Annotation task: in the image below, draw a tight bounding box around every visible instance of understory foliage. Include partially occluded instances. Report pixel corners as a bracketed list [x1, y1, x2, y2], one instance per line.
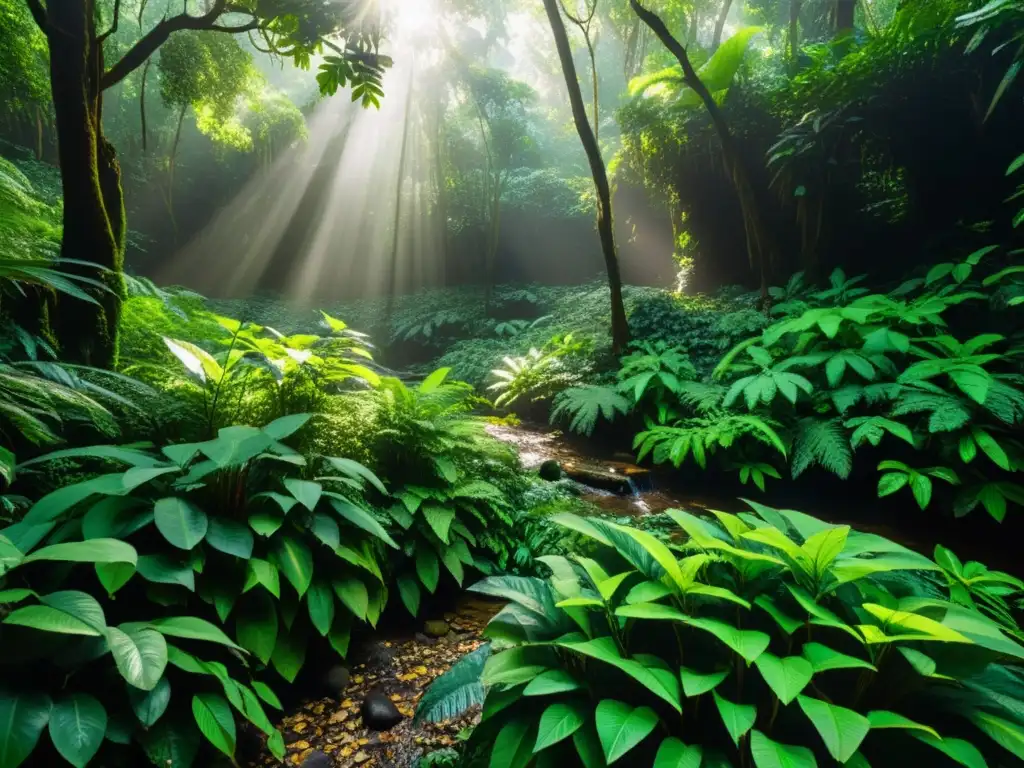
[421, 501, 1024, 767]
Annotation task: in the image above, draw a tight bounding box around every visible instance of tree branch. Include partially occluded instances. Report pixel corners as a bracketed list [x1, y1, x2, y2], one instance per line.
[209, 19, 259, 32]
[98, 0, 122, 43]
[101, 0, 251, 90]
[25, 0, 47, 32]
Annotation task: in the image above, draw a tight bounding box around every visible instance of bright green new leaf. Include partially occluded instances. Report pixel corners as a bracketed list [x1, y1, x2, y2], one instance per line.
[595, 700, 659, 765]
[192, 693, 236, 759]
[653, 737, 702, 768]
[534, 701, 587, 752]
[713, 691, 756, 746]
[749, 729, 817, 768]
[754, 653, 813, 704]
[797, 695, 870, 762]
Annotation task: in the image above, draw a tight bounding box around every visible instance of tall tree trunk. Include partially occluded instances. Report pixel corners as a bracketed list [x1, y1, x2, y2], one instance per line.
[790, 0, 803, 70]
[631, 0, 775, 297]
[836, 0, 857, 32]
[543, 0, 629, 352]
[386, 75, 415, 321]
[47, 0, 125, 368]
[712, 0, 734, 51]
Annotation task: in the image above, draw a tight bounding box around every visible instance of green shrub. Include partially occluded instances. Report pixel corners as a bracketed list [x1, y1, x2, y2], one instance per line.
[421, 500, 1024, 767]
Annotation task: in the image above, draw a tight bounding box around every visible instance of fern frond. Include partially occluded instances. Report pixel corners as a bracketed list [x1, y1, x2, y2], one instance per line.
[551, 385, 630, 436]
[675, 381, 728, 414]
[792, 418, 853, 479]
[891, 387, 973, 433]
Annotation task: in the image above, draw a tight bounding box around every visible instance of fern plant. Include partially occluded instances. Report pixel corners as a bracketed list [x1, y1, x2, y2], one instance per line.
[489, 334, 589, 409]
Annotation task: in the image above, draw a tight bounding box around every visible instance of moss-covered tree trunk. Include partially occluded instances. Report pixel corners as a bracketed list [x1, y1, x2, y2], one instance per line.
[836, 0, 857, 32]
[46, 0, 126, 368]
[543, 0, 630, 353]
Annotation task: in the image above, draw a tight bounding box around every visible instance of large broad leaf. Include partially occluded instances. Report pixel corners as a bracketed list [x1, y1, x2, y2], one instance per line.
[49, 694, 107, 768]
[797, 695, 870, 762]
[680, 667, 729, 698]
[108, 626, 168, 691]
[129, 677, 172, 728]
[969, 711, 1024, 760]
[306, 579, 336, 636]
[491, 716, 534, 768]
[236, 591, 278, 664]
[329, 498, 398, 548]
[0, 689, 51, 768]
[137, 555, 194, 590]
[5, 590, 106, 636]
[262, 413, 311, 441]
[653, 737, 702, 768]
[713, 692, 756, 746]
[685, 617, 770, 663]
[271, 621, 307, 683]
[396, 574, 421, 617]
[524, 669, 583, 697]
[416, 548, 440, 593]
[205, 518, 253, 559]
[802, 643, 875, 673]
[153, 498, 208, 550]
[283, 479, 322, 512]
[559, 637, 681, 712]
[21, 538, 137, 567]
[147, 616, 243, 650]
[913, 732, 987, 768]
[422, 504, 456, 544]
[333, 577, 369, 620]
[324, 457, 387, 495]
[415, 643, 490, 724]
[534, 700, 588, 752]
[270, 535, 313, 597]
[749, 729, 817, 768]
[596, 700, 658, 765]
[191, 693, 236, 759]
[754, 653, 813, 705]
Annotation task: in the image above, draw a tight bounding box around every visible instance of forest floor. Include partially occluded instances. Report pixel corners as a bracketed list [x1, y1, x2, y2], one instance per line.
[253, 597, 501, 768]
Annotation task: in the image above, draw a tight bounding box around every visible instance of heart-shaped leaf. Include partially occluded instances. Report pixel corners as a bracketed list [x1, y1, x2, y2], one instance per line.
[595, 700, 659, 764]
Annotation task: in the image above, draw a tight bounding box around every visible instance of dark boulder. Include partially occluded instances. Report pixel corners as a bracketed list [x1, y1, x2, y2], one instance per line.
[360, 688, 403, 732]
[423, 619, 450, 638]
[324, 665, 351, 696]
[538, 459, 562, 481]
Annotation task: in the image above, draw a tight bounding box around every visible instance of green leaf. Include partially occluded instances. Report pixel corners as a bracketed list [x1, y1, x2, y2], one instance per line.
[154, 498, 208, 550]
[679, 667, 729, 697]
[283, 478, 322, 511]
[108, 626, 168, 691]
[21, 538, 137, 567]
[595, 700, 659, 765]
[973, 428, 1011, 470]
[491, 716, 534, 768]
[324, 457, 388, 495]
[754, 653, 813, 704]
[236, 591, 278, 664]
[328, 614, 352, 658]
[148, 616, 244, 650]
[969, 711, 1024, 760]
[573, 723, 608, 768]
[307, 578, 336, 636]
[866, 710, 939, 739]
[797, 695, 870, 762]
[252, 681, 282, 711]
[329, 498, 398, 548]
[333, 577, 369, 620]
[802, 643, 875, 673]
[262, 413, 311, 440]
[311, 513, 340, 549]
[713, 691, 756, 746]
[4, 601, 102, 636]
[524, 669, 582, 697]
[416, 548, 440, 593]
[750, 729, 817, 768]
[49, 694, 106, 768]
[248, 510, 284, 537]
[270, 535, 313, 597]
[0, 690, 51, 768]
[653, 737, 702, 768]
[685, 617, 770, 663]
[192, 693, 236, 759]
[559, 637, 680, 711]
[913, 733, 987, 768]
[396, 574, 420, 617]
[415, 643, 490, 724]
[271, 622, 307, 683]
[535, 701, 587, 752]
[129, 677, 171, 727]
[246, 558, 280, 597]
[205, 518, 253, 559]
[422, 504, 456, 544]
[754, 596, 803, 635]
[137, 554, 195, 590]
[419, 367, 450, 393]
